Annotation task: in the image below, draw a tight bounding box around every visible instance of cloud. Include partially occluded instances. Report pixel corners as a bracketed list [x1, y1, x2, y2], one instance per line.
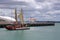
[12, 0, 29, 2]
[47, 10, 60, 15]
[52, 2, 60, 10]
[0, 0, 53, 10]
[0, 0, 60, 21]
[35, 0, 45, 2]
[46, 10, 60, 21]
[0, 9, 14, 17]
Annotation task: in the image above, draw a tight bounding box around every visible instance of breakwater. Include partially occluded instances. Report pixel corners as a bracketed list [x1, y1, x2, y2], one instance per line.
[0, 22, 55, 28]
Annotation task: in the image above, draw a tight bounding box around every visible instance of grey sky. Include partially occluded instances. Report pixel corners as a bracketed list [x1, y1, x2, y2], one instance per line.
[0, 0, 60, 21]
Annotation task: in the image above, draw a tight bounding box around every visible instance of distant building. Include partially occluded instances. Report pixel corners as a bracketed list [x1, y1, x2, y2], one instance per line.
[29, 17, 36, 23]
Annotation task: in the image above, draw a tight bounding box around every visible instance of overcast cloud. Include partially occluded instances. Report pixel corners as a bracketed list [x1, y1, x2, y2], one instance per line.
[0, 0, 60, 21]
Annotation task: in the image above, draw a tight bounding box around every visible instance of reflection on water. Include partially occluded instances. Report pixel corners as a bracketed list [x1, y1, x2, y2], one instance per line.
[0, 23, 60, 40]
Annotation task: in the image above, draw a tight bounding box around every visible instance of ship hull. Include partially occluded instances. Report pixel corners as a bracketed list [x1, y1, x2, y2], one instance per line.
[5, 25, 30, 30]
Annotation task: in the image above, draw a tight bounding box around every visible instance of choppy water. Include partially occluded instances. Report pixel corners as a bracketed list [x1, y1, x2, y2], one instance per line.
[0, 23, 60, 40]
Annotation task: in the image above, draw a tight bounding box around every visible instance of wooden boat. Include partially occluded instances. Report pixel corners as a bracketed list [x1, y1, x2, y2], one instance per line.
[5, 25, 30, 30]
[5, 8, 30, 30]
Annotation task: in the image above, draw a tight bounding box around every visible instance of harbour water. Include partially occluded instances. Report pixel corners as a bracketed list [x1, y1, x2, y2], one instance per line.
[0, 23, 60, 40]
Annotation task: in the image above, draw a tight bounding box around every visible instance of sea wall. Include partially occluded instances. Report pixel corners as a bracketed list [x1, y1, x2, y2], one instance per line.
[0, 23, 55, 28]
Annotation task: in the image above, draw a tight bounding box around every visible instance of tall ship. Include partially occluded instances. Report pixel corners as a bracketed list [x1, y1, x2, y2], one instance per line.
[5, 8, 30, 30]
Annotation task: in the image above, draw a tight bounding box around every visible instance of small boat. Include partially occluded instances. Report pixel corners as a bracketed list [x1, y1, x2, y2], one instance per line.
[5, 8, 30, 30]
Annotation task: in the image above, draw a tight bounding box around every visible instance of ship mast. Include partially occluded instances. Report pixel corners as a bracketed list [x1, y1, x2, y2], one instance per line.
[18, 8, 24, 25]
[14, 8, 18, 24]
